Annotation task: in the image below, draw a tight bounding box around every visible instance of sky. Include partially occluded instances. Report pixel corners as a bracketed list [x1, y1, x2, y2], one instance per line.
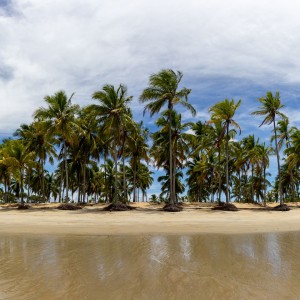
[1, 0, 300, 198]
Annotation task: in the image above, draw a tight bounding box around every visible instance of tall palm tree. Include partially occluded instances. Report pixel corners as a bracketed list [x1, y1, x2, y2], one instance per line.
[85, 84, 133, 205]
[140, 69, 195, 207]
[33, 90, 80, 202]
[252, 91, 286, 205]
[209, 99, 241, 204]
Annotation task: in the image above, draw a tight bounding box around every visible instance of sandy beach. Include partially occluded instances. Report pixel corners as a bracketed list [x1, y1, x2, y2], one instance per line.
[0, 202, 300, 236]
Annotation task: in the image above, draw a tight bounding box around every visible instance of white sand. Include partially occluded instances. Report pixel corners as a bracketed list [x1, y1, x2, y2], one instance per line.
[0, 203, 299, 235]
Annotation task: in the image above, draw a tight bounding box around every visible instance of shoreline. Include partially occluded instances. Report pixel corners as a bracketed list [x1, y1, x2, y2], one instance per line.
[1, 203, 300, 236]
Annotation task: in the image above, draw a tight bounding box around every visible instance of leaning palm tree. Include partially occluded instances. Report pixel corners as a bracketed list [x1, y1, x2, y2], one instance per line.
[209, 99, 241, 205]
[33, 91, 80, 202]
[85, 84, 133, 207]
[252, 91, 286, 206]
[140, 69, 195, 209]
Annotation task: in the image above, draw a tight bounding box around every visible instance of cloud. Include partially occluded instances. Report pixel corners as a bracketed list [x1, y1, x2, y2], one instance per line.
[1, 0, 300, 194]
[0, 0, 300, 133]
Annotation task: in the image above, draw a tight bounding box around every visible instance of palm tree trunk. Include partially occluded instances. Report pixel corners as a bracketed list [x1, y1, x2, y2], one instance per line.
[59, 164, 63, 203]
[83, 158, 86, 203]
[133, 160, 137, 202]
[263, 164, 267, 207]
[42, 159, 45, 202]
[273, 120, 283, 205]
[225, 122, 230, 204]
[63, 141, 69, 203]
[173, 148, 177, 203]
[122, 155, 126, 203]
[4, 181, 7, 203]
[113, 138, 118, 205]
[20, 167, 24, 205]
[251, 166, 254, 203]
[168, 103, 174, 205]
[218, 148, 222, 205]
[238, 170, 241, 203]
[104, 150, 108, 203]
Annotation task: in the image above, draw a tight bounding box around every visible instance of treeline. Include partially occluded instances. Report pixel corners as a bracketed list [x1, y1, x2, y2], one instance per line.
[0, 70, 298, 210]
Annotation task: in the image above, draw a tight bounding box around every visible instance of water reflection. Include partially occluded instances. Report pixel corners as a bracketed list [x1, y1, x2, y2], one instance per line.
[1, 233, 300, 299]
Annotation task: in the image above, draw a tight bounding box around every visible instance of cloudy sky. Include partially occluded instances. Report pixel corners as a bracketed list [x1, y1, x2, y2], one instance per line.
[1, 0, 300, 196]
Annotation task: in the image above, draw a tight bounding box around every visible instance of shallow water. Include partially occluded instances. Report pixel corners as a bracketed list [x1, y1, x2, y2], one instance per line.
[1, 232, 300, 299]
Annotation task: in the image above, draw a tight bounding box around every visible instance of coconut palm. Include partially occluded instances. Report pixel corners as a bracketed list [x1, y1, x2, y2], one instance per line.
[85, 84, 133, 205]
[272, 118, 297, 201]
[286, 129, 300, 200]
[126, 122, 149, 202]
[33, 90, 80, 202]
[151, 111, 193, 202]
[140, 69, 195, 207]
[14, 121, 56, 201]
[1, 140, 36, 205]
[252, 91, 286, 206]
[209, 99, 241, 204]
[75, 111, 100, 202]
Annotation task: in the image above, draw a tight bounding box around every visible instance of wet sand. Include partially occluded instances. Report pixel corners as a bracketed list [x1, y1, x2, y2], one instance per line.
[1, 232, 300, 299]
[2, 203, 300, 299]
[0, 203, 300, 235]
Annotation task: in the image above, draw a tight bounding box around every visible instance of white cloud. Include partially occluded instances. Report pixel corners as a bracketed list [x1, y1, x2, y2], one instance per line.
[282, 108, 300, 127]
[0, 0, 300, 133]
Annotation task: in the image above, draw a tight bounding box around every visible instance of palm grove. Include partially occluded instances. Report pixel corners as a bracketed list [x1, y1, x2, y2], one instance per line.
[0, 69, 298, 210]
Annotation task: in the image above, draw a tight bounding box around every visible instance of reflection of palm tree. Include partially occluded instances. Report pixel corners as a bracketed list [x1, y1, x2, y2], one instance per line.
[34, 91, 79, 202]
[86, 84, 132, 205]
[252, 91, 286, 205]
[140, 69, 195, 206]
[209, 99, 241, 204]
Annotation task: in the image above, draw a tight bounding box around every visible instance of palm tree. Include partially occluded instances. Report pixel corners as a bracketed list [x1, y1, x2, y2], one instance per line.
[75, 111, 100, 202]
[1, 140, 36, 205]
[151, 111, 193, 202]
[272, 118, 297, 201]
[286, 129, 300, 202]
[252, 91, 286, 206]
[85, 84, 133, 206]
[33, 90, 80, 202]
[140, 69, 195, 207]
[209, 99, 241, 204]
[126, 122, 149, 202]
[14, 121, 56, 201]
[255, 143, 273, 206]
